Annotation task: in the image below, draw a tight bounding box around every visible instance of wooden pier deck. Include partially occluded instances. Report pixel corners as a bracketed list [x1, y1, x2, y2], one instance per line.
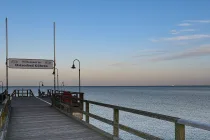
[6, 97, 109, 140]
[0, 89, 209, 140]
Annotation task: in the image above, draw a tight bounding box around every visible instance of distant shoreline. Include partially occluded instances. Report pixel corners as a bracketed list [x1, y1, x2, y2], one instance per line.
[4, 85, 210, 87]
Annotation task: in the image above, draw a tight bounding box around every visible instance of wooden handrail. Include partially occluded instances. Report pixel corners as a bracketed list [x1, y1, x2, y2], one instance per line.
[0, 97, 11, 129]
[11, 89, 34, 97]
[0, 90, 7, 103]
[53, 97, 210, 140]
[82, 99, 179, 122]
[177, 119, 210, 131]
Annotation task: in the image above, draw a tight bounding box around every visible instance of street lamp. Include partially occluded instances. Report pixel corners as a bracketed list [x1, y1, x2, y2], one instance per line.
[61, 81, 65, 91]
[0, 81, 3, 93]
[39, 81, 44, 93]
[52, 68, 59, 91]
[71, 59, 81, 93]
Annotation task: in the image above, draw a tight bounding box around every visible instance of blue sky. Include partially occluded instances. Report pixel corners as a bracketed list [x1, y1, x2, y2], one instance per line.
[0, 0, 210, 86]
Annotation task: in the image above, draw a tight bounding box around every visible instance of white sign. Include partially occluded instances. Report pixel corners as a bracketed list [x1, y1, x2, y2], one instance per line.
[8, 58, 54, 69]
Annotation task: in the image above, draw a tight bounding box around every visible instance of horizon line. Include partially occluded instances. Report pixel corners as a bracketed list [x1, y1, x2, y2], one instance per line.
[3, 85, 210, 87]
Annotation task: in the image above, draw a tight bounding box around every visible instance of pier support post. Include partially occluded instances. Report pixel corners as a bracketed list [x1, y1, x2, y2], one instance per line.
[113, 108, 119, 137]
[175, 123, 185, 140]
[86, 102, 89, 123]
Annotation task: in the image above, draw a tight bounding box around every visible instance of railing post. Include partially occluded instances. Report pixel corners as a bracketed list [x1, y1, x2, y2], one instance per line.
[175, 123, 185, 140]
[86, 102, 89, 123]
[80, 93, 84, 111]
[51, 95, 54, 107]
[60, 94, 62, 109]
[0, 116, 2, 128]
[68, 96, 72, 114]
[113, 108, 119, 137]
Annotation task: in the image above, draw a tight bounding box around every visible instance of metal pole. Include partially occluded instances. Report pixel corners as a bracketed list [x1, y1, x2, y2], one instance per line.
[79, 63, 80, 93]
[0, 81, 3, 93]
[53, 22, 56, 94]
[57, 68, 59, 91]
[1, 82, 3, 102]
[39, 81, 43, 94]
[73, 59, 80, 93]
[61, 82, 64, 91]
[6, 18, 8, 94]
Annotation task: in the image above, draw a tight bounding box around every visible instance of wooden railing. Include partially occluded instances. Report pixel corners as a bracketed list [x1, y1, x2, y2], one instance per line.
[12, 89, 34, 97]
[52, 92, 84, 110]
[53, 98, 210, 140]
[51, 90, 66, 94]
[0, 90, 7, 103]
[0, 96, 11, 140]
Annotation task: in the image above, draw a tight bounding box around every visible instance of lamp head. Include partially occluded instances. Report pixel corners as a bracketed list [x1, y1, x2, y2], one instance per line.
[71, 64, 76, 69]
[52, 71, 55, 75]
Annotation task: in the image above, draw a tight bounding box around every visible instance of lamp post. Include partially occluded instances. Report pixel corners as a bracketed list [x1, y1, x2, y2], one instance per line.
[71, 59, 81, 93]
[0, 81, 3, 93]
[39, 81, 44, 93]
[61, 81, 64, 91]
[52, 68, 59, 91]
[0, 81, 3, 103]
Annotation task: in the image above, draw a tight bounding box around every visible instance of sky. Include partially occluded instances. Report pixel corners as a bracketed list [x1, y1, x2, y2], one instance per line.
[0, 0, 210, 86]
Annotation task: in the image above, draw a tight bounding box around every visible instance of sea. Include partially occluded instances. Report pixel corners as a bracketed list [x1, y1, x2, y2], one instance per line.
[4, 86, 210, 140]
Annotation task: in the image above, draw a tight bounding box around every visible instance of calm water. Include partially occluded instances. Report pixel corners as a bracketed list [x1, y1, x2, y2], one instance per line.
[4, 86, 210, 140]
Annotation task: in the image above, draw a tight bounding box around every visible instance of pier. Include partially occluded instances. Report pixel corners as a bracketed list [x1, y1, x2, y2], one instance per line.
[7, 97, 108, 140]
[0, 89, 209, 140]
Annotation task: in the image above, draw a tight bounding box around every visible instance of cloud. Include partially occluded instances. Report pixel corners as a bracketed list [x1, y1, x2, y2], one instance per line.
[151, 44, 210, 61]
[170, 29, 195, 35]
[180, 29, 195, 32]
[163, 34, 210, 41]
[184, 20, 210, 23]
[135, 49, 166, 53]
[109, 62, 137, 67]
[178, 23, 191, 26]
[132, 49, 167, 58]
[149, 39, 159, 42]
[151, 34, 210, 42]
[170, 30, 179, 34]
[109, 62, 125, 66]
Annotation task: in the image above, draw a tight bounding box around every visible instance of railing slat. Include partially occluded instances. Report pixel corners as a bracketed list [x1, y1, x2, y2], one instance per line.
[83, 111, 113, 125]
[119, 123, 163, 140]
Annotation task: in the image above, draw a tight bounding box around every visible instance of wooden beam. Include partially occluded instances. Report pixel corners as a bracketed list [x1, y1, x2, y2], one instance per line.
[83, 111, 113, 125]
[119, 123, 163, 140]
[175, 123, 185, 140]
[86, 102, 89, 123]
[113, 108, 119, 137]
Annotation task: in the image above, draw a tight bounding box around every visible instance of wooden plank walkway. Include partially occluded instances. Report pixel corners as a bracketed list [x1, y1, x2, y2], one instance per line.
[6, 97, 109, 140]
